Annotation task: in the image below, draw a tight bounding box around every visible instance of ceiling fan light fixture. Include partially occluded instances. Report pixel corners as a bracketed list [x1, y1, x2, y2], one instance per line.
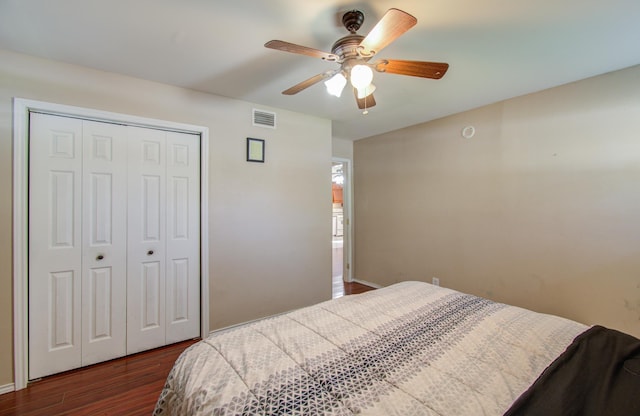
[356, 84, 376, 99]
[324, 73, 347, 97]
[350, 64, 373, 89]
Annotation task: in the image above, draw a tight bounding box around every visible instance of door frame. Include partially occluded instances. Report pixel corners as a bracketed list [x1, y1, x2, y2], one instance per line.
[12, 98, 210, 390]
[332, 157, 353, 282]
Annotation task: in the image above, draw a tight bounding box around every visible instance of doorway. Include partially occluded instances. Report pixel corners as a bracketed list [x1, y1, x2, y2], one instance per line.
[331, 158, 352, 298]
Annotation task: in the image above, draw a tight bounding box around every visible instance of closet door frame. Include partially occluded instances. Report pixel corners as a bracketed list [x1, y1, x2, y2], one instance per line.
[12, 98, 210, 390]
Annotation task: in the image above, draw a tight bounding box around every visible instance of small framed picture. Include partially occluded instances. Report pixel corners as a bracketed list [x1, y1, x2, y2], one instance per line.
[246, 137, 265, 163]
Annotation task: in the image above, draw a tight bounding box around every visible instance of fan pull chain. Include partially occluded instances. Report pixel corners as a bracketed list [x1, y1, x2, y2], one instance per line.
[363, 92, 369, 115]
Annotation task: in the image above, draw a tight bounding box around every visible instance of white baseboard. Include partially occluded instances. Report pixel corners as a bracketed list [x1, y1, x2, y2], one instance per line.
[352, 279, 383, 289]
[209, 309, 292, 337]
[0, 383, 15, 395]
[207, 280, 383, 337]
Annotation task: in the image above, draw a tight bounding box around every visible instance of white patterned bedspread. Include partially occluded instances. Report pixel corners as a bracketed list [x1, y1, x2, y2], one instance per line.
[154, 281, 587, 415]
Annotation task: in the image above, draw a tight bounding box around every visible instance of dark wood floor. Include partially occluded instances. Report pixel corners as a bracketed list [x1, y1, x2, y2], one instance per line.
[0, 283, 375, 415]
[342, 280, 376, 296]
[0, 339, 198, 416]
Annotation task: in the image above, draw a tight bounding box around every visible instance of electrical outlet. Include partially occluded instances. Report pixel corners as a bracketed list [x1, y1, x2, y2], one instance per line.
[432, 277, 440, 286]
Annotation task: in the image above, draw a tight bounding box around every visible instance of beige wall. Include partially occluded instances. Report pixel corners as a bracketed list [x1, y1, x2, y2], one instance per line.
[354, 64, 640, 339]
[332, 137, 353, 160]
[0, 49, 333, 386]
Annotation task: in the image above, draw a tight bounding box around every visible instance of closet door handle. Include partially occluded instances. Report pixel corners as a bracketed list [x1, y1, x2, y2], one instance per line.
[147, 250, 154, 256]
[96, 254, 104, 261]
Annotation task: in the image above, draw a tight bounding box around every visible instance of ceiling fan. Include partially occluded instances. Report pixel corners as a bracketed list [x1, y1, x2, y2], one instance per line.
[265, 8, 449, 112]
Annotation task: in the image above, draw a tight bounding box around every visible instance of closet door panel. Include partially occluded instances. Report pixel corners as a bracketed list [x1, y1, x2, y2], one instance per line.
[166, 132, 201, 343]
[81, 120, 128, 365]
[29, 113, 83, 379]
[127, 126, 167, 354]
[29, 113, 202, 377]
[88, 267, 113, 338]
[141, 261, 162, 327]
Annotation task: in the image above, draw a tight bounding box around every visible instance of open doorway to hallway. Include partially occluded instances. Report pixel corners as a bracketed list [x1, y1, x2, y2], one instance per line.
[332, 160, 347, 298]
[331, 158, 375, 298]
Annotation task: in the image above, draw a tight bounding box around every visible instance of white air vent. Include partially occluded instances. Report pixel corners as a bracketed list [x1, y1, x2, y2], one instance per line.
[253, 109, 276, 129]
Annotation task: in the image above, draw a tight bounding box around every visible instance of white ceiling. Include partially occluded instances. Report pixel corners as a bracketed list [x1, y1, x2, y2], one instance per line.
[1, 0, 639, 140]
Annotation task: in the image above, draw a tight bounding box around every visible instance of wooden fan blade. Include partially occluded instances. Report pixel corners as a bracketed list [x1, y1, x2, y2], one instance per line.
[358, 9, 417, 57]
[374, 59, 449, 79]
[282, 71, 336, 95]
[265, 40, 339, 61]
[354, 89, 376, 110]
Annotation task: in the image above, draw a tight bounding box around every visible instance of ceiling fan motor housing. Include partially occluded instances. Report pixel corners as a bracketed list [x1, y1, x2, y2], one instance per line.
[331, 34, 368, 77]
[331, 34, 365, 62]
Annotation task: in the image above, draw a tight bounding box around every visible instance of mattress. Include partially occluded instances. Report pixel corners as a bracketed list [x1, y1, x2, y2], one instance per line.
[154, 281, 591, 415]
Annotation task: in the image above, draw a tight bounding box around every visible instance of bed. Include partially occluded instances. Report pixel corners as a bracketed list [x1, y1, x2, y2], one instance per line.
[153, 281, 640, 415]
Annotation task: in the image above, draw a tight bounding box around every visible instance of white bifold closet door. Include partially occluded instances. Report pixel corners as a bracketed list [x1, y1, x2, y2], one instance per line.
[126, 126, 201, 354]
[28, 113, 200, 380]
